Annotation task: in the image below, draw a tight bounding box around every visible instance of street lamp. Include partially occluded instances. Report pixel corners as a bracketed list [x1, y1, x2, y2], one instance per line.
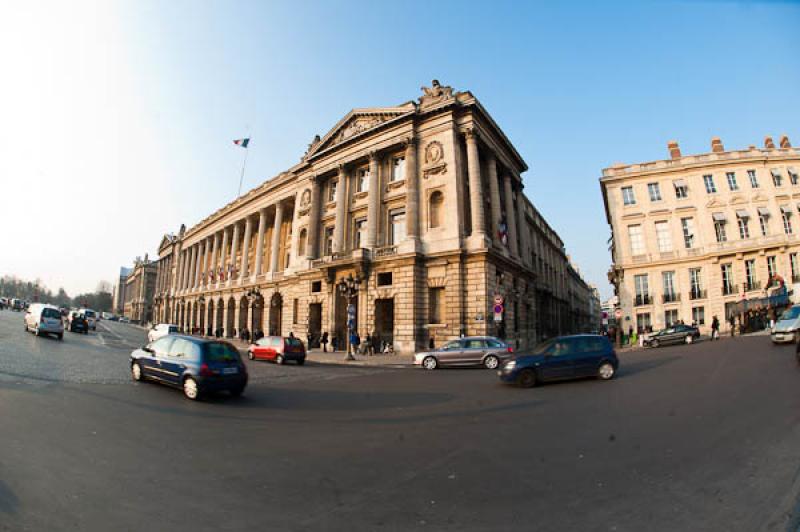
[336, 273, 362, 360]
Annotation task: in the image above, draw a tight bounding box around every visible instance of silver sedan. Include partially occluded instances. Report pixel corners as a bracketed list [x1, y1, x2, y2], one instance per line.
[414, 336, 513, 370]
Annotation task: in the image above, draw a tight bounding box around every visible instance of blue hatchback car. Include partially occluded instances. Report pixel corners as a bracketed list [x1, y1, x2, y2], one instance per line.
[498, 334, 618, 388]
[130, 335, 248, 400]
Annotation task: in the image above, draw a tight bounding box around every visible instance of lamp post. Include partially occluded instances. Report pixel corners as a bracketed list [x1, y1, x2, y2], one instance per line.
[336, 273, 362, 361]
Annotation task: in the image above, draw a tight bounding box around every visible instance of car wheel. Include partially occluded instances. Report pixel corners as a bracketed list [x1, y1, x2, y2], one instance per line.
[598, 362, 615, 380]
[483, 355, 500, 370]
[422, 356, 438, 370]
[297, 358, 305, 366]
[518, 369, 537, 388]
[651, 339, 659, 348]
[248, 350, 254, 360]
[276, 354, 284, 365]
[57, 333, 63, 341]
[685, 335, 693, 345]
[183, 377, 200, 400]
[131, 362, 144, 381]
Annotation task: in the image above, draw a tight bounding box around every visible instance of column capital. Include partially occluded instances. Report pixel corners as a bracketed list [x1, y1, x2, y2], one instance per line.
[403, 136, 417, 148]
[368, 149, 380, 162]
[463, 127, 478, 141]
[337, 163, 347, 175]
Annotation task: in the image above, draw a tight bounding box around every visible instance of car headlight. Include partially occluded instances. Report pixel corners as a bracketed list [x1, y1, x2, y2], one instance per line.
[504, 360, 516, 370]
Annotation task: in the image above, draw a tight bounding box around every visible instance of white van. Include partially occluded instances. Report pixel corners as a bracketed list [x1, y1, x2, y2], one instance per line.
[80, 308, 98, 330]
[25, 303, 64, 340]
[771, 305, 800, 344]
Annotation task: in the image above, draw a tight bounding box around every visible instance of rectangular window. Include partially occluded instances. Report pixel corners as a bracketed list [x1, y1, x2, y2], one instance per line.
[674, 180, 688, 199]
[759, 214, 769, 236]
[722, 263, 734, 295]
[689, 267, 703, 299]
[353, 219, 367, 249]
[391, 156, 405, 182]
[621, 186, 636, 206]
[791, 253, 799, 282]
[692, 307, 705, 326]
[664, 309, 679, 327]
[772, 169, 783, 187]
[737, 217, 750, 239]
[328, 180, 338, 202]
[745, 259, 757, 291]
[655, 221, 672, 252]
[681, 217, 695, 249]
[791, 169, 800, 186]
[662, 271, 676, 302]
[311, 280, 322, 293]
[726, 172, 739, 191]
[628, 225, 645, 256]
[429, 287, 444, 324]
[634, 274, 649, 305]
[377, 272, 393, 286]
[292, 298, 298, 324]
[703, 175, 717, 194]
[390, 210, 406, 245]
[637, 313, 651, 332]
[767, 255, 777, 279]
[714, 220, 727, 243]
[748, 170, 759, 188]
[324, 226, 334, 255]
[783, 211, 793, 235]
[356, 168, 369, 193]
[648, 182, 662, 202]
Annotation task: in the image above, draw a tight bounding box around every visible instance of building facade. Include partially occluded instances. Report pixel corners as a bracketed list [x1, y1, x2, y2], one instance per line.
[123, 256, 157, 324]
[113, 267, 131, 315]
[149, 81, 594, 353]
[601, 135, 799, 333]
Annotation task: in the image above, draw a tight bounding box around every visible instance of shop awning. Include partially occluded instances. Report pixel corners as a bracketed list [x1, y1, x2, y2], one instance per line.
[712, 212, 727, 222]
[758, 207, 771, 217]
[736, 209, 750, 219]
[673, 179, 687, 188]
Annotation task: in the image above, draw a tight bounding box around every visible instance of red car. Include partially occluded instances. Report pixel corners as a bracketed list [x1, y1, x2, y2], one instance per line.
[248, 336, 306, 365]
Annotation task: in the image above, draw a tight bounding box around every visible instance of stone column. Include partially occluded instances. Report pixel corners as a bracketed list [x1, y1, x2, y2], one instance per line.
[183, 249, 191, 290]
[270, 201, 285, 272]
[194, 241, 204, 289]
[405, 138, 420, 240]
[365, 151, 381, 248]
[333, 164, 348, 253]
[210, 231, 220, 284]
[176, 251, 184, 290]
[465, 128, 487, 241]
[188, 245, 198, 290]
[517, 183, 527, 264]
[503, 174, 519, 258]
[229, 223, 240, 279]
[240, 216, 253, 279]
[254, 208, 267, 276]
[220, 227, 229, 281]
[487, 153, 502, 248]
[307, 176, 322, 258]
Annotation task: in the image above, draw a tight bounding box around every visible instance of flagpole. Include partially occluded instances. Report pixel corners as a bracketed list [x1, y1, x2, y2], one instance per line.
[237, 147, 249, 198]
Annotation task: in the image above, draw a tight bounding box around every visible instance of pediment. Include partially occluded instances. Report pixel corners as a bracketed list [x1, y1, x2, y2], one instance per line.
[158, 234, 175, 253]
[305, 106, 415, 159]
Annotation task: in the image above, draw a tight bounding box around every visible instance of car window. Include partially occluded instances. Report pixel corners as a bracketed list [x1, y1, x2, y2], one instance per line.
[286, 338, 302, 347]
[151, 336, 175, 355]
[486, 339, 505, 348]
[256, 338, 269, 347]
[169, 338, 196, 358]
[42, 308, 60, 319]
[204, 342, 241, 363]
[168, 326, 179, 333]
[586, 337, 609, 352]
[779, 307, 800, 321]
[465, 340, 487, 349]
[550, 339, 576, 356]
[271, 337, 282, 347]
[444, 340, 462, 350]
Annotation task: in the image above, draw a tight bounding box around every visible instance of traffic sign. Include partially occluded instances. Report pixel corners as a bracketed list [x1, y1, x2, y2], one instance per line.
[494, 295, 504, 305]
[493, 304, 504, 314]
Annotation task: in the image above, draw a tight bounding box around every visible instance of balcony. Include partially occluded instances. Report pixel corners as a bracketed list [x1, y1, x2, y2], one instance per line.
[634, 294, 652, 306]
[689, 289, 707, 300]
[745, 280, 762, 292]
[722, 283, 738, 296]
[662, 293, 680, 304]
[374, 245, 398, 258]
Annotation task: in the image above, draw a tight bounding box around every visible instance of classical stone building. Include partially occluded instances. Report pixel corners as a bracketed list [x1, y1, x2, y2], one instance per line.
[150, 81, 593, 353]
[123, 256, 157, 324]
[601, 135, 799, 333]
[113, 266, 131, 315]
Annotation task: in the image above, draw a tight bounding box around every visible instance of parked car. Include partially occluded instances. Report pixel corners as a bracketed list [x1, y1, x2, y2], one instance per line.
[79, 308, 98, 330]
[414, 336, 513, 370]
[248, 335, 306, 364]
[772, 305, 800, 344]
[498, 334, 619, 388]
[24, 303, 64, 340]
[119, 316, 130, 323]
[148, 323, 179, 343]
[67, 312, 89, 334]
[643, 324, 700, 347]
[11, 298, 24, 312]
[130, 335, 248, 400]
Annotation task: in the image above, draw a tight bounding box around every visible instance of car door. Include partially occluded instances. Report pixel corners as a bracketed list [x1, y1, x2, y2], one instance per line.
[539, 338, 577, 380]
[437, 340, 463, 366]
[252, 338, 267, 359]
[140, 337, 174, 379]
[163, 337, 193, 386]
[572, 337, 604, 377]
[460, 339, 487, 365]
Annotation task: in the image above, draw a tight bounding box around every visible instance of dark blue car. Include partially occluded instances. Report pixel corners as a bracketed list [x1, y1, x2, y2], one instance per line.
[130, 335, 248, 400]
[498, 334, 618, 388]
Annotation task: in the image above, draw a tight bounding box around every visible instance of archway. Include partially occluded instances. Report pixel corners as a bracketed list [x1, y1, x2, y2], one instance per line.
[251, 294, 264, 337]
[238, 297, 249, 337]
[269, 292, 283, 336]
[216, 298, 224, 336]
[206, 299, 214, 336]
[226, 297, 236, 337]
[179, 302, 185, 331]
[198, 301, 206, 335]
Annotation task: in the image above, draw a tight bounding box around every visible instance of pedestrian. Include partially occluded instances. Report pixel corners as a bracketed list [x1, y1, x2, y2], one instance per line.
[350, 330, 360, 356]
[711, 315, 719, 340]
[729, 314, 736, 337]
[369, 331, 376, 356]
[289, 331, 295, 339]
[321, 331, 329, 352]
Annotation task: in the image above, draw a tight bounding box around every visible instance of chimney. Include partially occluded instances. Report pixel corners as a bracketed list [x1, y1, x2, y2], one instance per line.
[667, 140, 681, 160]
[711, 137, 724, 153]
[765, 136, 775, 149]
[780, 134, 792, 149]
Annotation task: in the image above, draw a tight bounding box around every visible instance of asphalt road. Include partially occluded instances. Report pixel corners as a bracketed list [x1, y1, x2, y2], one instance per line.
[2, 309, 800, 531]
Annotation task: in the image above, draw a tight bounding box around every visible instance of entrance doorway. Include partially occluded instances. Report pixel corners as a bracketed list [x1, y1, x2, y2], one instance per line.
[308, 303, 322, 348]
[226, 297, 236, 337]
[374, 298, 394, 351]
[238, 298, 249, 336]
[251, 295, 264, 336]
[269, 292, 283, 336]
[198, 302, 206, 335]
[216, 299, 224, 336]
[206, 300, 214, 335]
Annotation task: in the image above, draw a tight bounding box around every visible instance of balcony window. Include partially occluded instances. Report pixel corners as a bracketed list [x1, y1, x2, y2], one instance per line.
[634, 274, 649, 306]
[722, 263, 734, 295]
[648, 182, 662, 202]
[692, 306, 705, 326]
[681, 217, 695, 249]
[662, 271, 677, 302]
[655, 221, 672, 252]
[791, 253, 799, 282]
[703, 175, 717, 194]
[621, 186, 636, 206]
[726, 172, 739, 191]
[665, 309, 679, 327]
[767, 255, 777, 280]
[745, 259, 757, 291]
[748, 169, 759, 188]
[689, 268, 704, 299]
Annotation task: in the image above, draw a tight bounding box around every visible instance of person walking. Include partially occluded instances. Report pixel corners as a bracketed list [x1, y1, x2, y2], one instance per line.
[728, 314, 736, 337]
[321, 331, 329, 352]
[349, 330, 361, 357]
[711, 315, 719, 340]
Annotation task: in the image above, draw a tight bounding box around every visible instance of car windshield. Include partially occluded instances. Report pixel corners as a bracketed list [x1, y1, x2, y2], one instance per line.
[285, 338, 302, 347]
[84, 311, 95, 318]
[778, 307, 800, 321]
[42, 308, 60, 319]
[204, 342, 241, 363]
[531, 339, 557, 354]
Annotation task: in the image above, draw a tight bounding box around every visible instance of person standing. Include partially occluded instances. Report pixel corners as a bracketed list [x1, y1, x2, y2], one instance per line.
[711, 315, 719, 340]
[321, 331, 329, 352]
[729, 314, 736, 337]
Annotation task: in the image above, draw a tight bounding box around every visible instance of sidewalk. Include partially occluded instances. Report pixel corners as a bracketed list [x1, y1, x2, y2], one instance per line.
[223, 337, 414, 367]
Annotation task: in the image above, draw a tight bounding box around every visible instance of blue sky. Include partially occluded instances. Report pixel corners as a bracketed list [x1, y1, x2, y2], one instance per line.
[1, 0, 798, 297]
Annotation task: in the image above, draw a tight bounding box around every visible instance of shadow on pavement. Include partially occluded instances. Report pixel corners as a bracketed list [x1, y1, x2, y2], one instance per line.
[0, 478, 19, 515]
[617, 356, 680, 378]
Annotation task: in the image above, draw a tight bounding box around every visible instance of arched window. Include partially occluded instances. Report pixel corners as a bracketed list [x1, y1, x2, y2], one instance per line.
[429, 190, 444, 228]
[298, 228, 307, 256]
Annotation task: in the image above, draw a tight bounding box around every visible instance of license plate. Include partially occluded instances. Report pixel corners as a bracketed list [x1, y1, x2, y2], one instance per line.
[222, 367, 238, 375]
